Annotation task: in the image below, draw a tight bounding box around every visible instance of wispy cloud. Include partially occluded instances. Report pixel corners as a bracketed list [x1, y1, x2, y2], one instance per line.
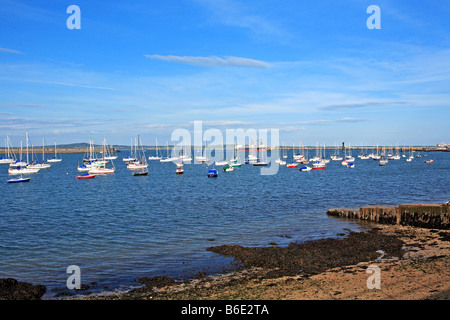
[0, 103, 43, 108]
[0, 116, 104, 131]
[145, 55, 271, 68]
[0, 47, 22, 54]
[197, 120, 254, 126]
[319, 101, 410, 111]
[24, 79, 114, 91]
[194, 0, 288, 41]
[278, 118, 371, 126]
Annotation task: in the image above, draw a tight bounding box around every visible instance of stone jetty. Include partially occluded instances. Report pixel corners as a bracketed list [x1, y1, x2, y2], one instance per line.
[327, 202, 450, 229]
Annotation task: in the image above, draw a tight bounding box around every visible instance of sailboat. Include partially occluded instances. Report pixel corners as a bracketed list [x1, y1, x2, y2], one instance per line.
[28, 138, 51, 169]
[372, 144, 381, 160]
[127, 136, 149, 170]
[181, 141, 193, 163]
[215, 159, 228, 166]
[89, 138, 116, 174]
[229, 141, 242, 167]
[277, 143, 286, 166]
[123, 138, 137, 162]
[312, 159, 326, 169]
[9, 140, 27, 168]
[0, 136, 15, 164]
[148, 138, 162, 160]
[379, 147, 388, 166]
[175, 164, 184, 174]
[7, 174, 31, 183]
[286, 145, 299, 167]
[104, 144, 118, 160]
[47, 141, 62, 162]
[222, 164, 234, 172]
[194, 140, 209, 164]
[8, 132, 40, 175]
[245, 140, 258, 164]
[345, 144, 355, 162]
[253, 141, 268, 166]
[132, 157, 149, 174]
[341, 146, 348, 165]
[79, 139, 100, 171]
[406, 147, 413, 162]
[175, 160, 184, 174]
[131, 136, 149, 175]
[330, 143, 343, 161]
[160, 141, 176, 162]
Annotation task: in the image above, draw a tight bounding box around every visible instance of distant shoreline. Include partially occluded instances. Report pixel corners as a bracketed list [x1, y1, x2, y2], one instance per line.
[2, 145, 449, 154]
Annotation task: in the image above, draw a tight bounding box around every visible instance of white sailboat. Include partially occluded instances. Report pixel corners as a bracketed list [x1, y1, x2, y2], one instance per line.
[79, 139, 100, 171]
[47, 141, 62, 162]
[345, 144, 355, 162]
[330, 143, 343, 161]
[123, 138, 137, 162]
[252, 142, 268, 166]
[379, 147, 388, 166]
[0, 136, 15, 164]
[277, 143, 286, 166]
[181, 141, 193, 163]
[128, 136, 149, 170]
[148, 138, 162, 160]
[372, 144, 381, 160]
[175, 162, 184, 174]
[28, 138, 51, 169]
[160, 141, 177, 162]
[89, 138, 115, 174]
[9, 140, 27, 167]
[9, 132, 40, 175]
[195, 141, 209, 164]
[132, 136, 149, 176]
[104, 144, 118, 160]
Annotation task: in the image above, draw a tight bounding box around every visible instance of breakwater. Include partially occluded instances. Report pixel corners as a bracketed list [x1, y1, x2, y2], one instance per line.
[327, 202, 450, 229]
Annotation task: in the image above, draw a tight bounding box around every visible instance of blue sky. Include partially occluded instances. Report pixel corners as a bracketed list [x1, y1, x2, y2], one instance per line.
[0, 0, 449, 146]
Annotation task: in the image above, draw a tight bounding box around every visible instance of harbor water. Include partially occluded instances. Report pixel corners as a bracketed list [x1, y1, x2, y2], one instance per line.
[0, 149, 448, 298]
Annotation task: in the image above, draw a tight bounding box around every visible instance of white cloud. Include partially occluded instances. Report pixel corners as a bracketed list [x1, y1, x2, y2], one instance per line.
[0, 47, 22, 54]
[145, 55, 271, 68]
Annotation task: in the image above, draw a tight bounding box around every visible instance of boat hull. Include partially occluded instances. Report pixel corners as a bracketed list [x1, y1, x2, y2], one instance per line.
[89, 169, 115, 174]
[7, 178, 30, 183]
[76, 174, 95, 180]
[133, 171, 148, 176]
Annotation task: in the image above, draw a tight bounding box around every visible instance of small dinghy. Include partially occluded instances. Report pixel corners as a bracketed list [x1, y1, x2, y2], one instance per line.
[76, 174, 96, 180]
[207, 169, 218, 177]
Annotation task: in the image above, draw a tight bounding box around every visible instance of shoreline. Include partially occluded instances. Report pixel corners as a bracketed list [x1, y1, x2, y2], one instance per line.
[2, 205, 449, 300]
[1, 145, 449, 155]
[63, 224, 450, 300]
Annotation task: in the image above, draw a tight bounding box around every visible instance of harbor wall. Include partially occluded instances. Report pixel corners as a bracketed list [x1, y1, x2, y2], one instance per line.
[327, 202, 450, 229]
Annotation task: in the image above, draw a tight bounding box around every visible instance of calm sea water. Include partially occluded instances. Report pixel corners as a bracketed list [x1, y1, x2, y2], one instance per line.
[0, 149, 449, 298]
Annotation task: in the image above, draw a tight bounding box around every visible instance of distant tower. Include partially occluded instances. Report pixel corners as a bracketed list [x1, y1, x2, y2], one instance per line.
[342, 142, 345, 153]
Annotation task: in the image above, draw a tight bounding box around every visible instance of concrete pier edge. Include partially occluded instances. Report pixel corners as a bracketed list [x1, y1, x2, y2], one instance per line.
[327, 202, 450, 229]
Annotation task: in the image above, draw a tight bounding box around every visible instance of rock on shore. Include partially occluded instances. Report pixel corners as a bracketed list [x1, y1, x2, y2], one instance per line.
[0, 278, 46, 300]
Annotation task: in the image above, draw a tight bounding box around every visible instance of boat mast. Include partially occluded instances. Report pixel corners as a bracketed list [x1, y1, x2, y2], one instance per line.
[26, 131, 29, 164]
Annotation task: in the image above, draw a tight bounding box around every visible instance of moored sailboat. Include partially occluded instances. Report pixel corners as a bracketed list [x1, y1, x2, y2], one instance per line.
[47, 141, 62, 162]
[89, 138, 115, 174]
[0, 136, 15, 164]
